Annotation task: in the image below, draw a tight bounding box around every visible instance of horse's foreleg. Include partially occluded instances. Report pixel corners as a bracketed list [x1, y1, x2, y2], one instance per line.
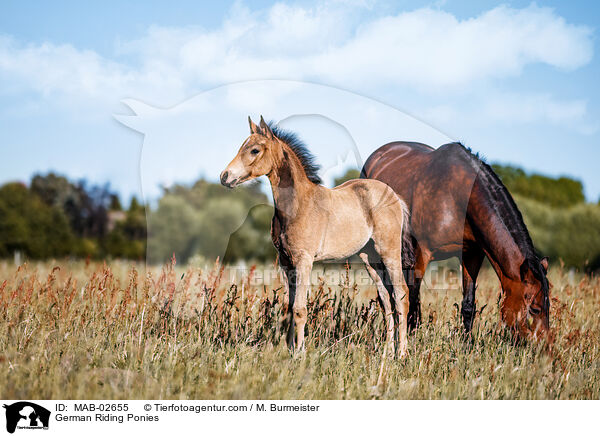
[461, 248, 485, 334]
[292, 253, 313, 353]
[359, 253, 395, 353]
[407, 271, 422, 332]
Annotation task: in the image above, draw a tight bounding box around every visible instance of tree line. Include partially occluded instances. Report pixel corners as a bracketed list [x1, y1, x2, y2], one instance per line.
[0, 173, 146, 260]
[492, 164, 600, 271]
[0, 164, 599, 270]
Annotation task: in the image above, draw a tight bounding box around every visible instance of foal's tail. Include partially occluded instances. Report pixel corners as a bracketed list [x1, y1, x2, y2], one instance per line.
[399, 199, 415, 271]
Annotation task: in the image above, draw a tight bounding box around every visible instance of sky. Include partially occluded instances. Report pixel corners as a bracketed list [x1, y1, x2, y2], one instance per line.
[0, 0, 599, 203]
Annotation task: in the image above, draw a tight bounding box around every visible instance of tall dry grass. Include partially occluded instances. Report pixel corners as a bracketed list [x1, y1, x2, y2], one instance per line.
[0, 258, 598, 399]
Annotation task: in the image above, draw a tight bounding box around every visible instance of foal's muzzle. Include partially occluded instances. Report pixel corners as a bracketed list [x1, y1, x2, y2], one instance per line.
[220, 171, 237, 188]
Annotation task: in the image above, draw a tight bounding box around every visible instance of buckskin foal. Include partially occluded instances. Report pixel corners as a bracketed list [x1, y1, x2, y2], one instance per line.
[221, 117, 411, 356]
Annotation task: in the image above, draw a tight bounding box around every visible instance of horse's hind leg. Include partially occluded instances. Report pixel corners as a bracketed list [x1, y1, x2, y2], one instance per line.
[359, 253, 394, 353]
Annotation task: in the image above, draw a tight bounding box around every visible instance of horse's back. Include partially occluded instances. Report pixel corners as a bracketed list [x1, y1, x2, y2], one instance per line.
[362, 142, 433, 177]
[362, 141, 482, 258]
[333, 177, 406, 214]
[333, 178, 409, 242]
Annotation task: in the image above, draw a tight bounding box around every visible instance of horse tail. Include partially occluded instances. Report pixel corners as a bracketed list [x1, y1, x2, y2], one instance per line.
[399, 199, 415, 271]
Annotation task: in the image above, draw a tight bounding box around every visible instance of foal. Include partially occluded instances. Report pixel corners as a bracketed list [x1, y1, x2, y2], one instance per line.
[221, 117, 411, 356]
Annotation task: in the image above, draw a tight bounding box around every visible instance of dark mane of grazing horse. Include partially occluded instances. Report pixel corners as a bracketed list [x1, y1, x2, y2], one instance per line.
[462, 144, 550, 314]
[268, 122, 323, 185]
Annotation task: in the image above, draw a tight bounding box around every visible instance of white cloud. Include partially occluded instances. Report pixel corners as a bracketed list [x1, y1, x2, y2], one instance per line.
[0, 2, 595, 134]
[120, 3, 592, 91]
[312, 5, 593, 88]
[0, 37, 132, 101]
[0, 3, 593, 103]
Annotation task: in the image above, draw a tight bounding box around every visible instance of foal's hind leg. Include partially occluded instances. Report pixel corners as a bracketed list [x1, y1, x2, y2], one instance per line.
[359, 253, 395, 353]
[384, 256, 409, 358]
[372, 236, 409, 358]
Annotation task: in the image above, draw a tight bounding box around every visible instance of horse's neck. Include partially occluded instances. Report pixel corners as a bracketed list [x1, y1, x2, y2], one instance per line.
[472, 189, 526, 282]
[484, 233, 523, 283]
[268, 144, 314, 220]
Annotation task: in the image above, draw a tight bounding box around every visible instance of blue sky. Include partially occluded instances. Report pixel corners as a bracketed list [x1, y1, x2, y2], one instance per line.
[1, 1, 599, 202]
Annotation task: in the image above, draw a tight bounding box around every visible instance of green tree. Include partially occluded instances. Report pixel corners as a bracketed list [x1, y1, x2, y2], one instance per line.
[104, 198, 147, 260]
[147, 179, 271, 264]
[492, 164, 585, 208]
[30, 172, 112, 239]
[514, 195, 600, 270]
[109, 194, 122, 211]
[147, 196, 202, 263]
[0, 183, 74, 258]
[223, 204, 276, 263]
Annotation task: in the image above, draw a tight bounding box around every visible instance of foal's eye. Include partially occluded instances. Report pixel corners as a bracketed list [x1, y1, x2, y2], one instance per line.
[250, 149, 260, 155]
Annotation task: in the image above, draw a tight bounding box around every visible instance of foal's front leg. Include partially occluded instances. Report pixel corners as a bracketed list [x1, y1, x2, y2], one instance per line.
[282, 268, 296, 350]
[290, 253, 313, 353]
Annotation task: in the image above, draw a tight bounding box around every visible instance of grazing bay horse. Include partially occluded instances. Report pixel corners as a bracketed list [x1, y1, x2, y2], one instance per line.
[362, 141, 550, 339]
[221, 117, 411, 355]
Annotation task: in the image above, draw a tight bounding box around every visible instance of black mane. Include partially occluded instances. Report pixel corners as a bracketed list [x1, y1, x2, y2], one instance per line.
[459, 143, 550, 312]
[269, 122, 322, 185]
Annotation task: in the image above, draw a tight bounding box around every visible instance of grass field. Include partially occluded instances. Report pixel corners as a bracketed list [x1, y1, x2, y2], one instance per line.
[0, 258, 598, 400]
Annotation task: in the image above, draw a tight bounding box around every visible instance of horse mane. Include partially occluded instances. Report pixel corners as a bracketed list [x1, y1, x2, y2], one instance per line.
[459, 142, 550, 310]
[268, 122, 322, 185]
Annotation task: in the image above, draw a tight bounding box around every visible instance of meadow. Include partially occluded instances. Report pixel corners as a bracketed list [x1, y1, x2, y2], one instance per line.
[0, 258, 598, 400]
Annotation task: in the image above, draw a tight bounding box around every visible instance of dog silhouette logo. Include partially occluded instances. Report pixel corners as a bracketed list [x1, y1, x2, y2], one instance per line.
[2, 402, 50, 433]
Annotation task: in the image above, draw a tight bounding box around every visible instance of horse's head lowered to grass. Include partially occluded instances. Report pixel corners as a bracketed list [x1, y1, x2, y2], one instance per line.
[500, 255, 550, 339]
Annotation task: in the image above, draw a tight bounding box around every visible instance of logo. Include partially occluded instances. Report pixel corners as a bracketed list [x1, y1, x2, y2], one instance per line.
[2, 402, 50, 433]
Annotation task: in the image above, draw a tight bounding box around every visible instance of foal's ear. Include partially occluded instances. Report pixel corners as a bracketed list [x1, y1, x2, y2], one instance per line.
[540, 257, 549, 273]
[248, 116, 260, 134]
[259, 115, 274, 139]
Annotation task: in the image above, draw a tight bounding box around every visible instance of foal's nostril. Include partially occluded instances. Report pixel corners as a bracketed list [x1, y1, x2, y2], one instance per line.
[220, 171, 229, 186]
